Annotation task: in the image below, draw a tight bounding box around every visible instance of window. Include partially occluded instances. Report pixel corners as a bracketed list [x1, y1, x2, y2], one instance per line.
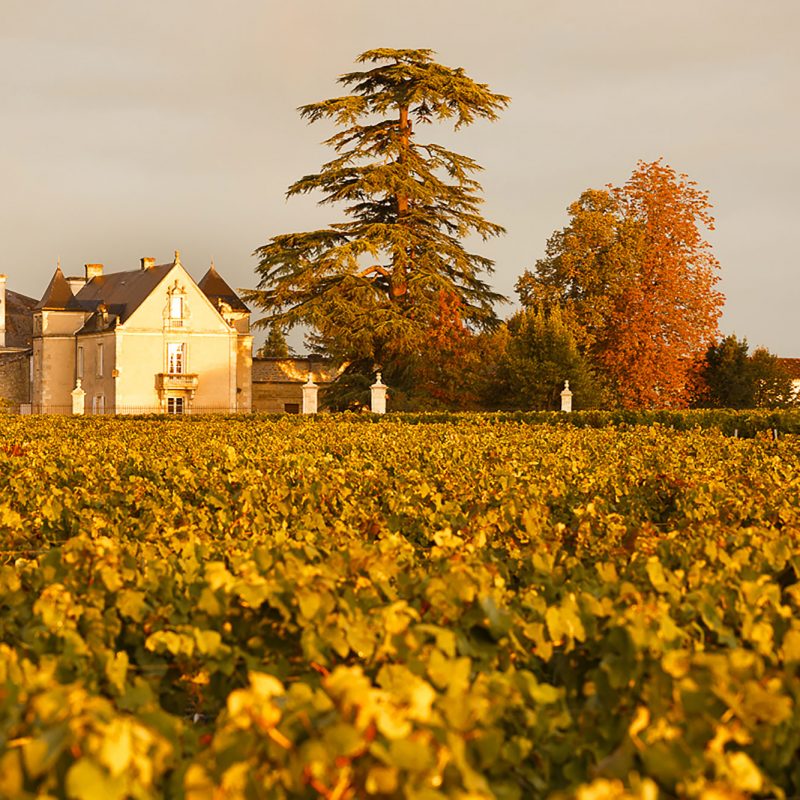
[167, 343, 185, 374]
[77, 346, 84, 379]
[167, 397, 184, 415]
[92, 395, 105, 415]
[284, 403, 300, 414]
[169, 295, 183, 325]
[96, 343, 104, 377]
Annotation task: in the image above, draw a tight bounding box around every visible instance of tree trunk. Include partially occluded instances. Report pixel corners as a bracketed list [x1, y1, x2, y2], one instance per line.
[391, 104, 411, 299]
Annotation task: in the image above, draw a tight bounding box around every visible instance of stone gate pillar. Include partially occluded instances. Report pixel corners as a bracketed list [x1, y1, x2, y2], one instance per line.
[302, 373, 318, 414]
[560, 380, 573, 413]
[370, 373, 387, 415]
[71, 379, 86, 415]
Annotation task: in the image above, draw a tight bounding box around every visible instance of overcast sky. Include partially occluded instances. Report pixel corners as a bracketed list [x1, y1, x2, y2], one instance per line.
[1, 0, 797, 354]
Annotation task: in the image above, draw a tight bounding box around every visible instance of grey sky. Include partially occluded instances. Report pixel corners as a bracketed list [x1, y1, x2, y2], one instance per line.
[2, 0, 797, 354]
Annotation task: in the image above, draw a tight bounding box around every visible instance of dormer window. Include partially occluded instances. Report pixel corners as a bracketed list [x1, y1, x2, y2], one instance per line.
[165, 282, 188, 329]
[170, 295, 183, 321]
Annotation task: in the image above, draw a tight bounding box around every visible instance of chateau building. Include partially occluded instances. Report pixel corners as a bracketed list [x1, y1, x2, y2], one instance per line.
[25, 252, 252, 414]
[1, 255, 352, 416]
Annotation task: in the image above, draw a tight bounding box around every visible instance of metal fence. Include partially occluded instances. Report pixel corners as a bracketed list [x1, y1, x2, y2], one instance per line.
[11, 405, 254, 417]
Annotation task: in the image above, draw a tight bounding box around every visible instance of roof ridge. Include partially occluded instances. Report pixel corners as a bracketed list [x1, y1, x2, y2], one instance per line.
[72, 262, 175, 323]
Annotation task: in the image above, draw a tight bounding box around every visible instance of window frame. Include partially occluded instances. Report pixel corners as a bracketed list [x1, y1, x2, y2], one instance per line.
[167, 396, 185, 415]
[166, 342, 186, 375]
[169, 294, 183, 324]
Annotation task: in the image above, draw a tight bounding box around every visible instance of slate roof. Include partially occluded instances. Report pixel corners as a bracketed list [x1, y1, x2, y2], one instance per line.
[73, 263, 174, 323]
[198, 263, 249, 313]
[35, 267, 81, 311]
[32, 258, 245, 334]
[75, 310, 121, 336]
[5, 289, 37, 348]
[252, 357, 341, 384]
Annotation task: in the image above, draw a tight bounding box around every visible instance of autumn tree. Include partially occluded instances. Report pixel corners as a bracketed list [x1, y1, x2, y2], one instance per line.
[518, 161, 723, 408]
[245, 49, 509, 404]
[408, 292, 515, 410]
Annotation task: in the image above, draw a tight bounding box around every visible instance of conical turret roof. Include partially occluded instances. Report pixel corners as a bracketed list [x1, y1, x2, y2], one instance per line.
[198, 262, 249, 312]
[36, 266, 79, 310]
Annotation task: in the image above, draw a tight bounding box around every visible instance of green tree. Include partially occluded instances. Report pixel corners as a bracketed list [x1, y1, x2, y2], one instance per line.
[493, 306, 604, 410]
[697, 335, 795, 408]
[515, 188, 640, 356]
[698, 334, 752, 407]
[256, 323, 291, 358]
[245, 48, 509, 401]
[749, 347, 795, 408]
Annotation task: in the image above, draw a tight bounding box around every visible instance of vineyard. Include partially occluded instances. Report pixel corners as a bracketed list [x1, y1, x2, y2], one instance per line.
[1, 414, 799, 799]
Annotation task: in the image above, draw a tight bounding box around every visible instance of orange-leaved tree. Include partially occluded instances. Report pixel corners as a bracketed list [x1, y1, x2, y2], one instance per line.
[517, 160, 724, 408]
[389, 290, 509, 410]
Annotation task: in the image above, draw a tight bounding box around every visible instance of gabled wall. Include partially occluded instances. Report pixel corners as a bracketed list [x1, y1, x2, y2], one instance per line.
[110, 264, 250, 413]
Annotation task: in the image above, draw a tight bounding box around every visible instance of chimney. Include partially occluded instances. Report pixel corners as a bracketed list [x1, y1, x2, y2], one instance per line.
[85, 263, 104, 281]
[141, 257, 155, 271]
[0, 274, 6, 348]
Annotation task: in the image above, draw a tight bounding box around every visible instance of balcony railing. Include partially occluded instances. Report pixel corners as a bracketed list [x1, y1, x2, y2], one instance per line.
[156, 373, 199, 392]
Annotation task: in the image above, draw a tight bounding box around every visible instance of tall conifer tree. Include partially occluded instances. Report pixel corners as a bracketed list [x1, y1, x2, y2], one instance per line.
[246, 49, 509, 394]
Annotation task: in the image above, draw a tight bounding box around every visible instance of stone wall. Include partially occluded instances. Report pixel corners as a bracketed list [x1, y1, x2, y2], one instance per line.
[252, 357, 340, 413]
[0, 351, 31, 411]
[252, 381, 306, 414]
